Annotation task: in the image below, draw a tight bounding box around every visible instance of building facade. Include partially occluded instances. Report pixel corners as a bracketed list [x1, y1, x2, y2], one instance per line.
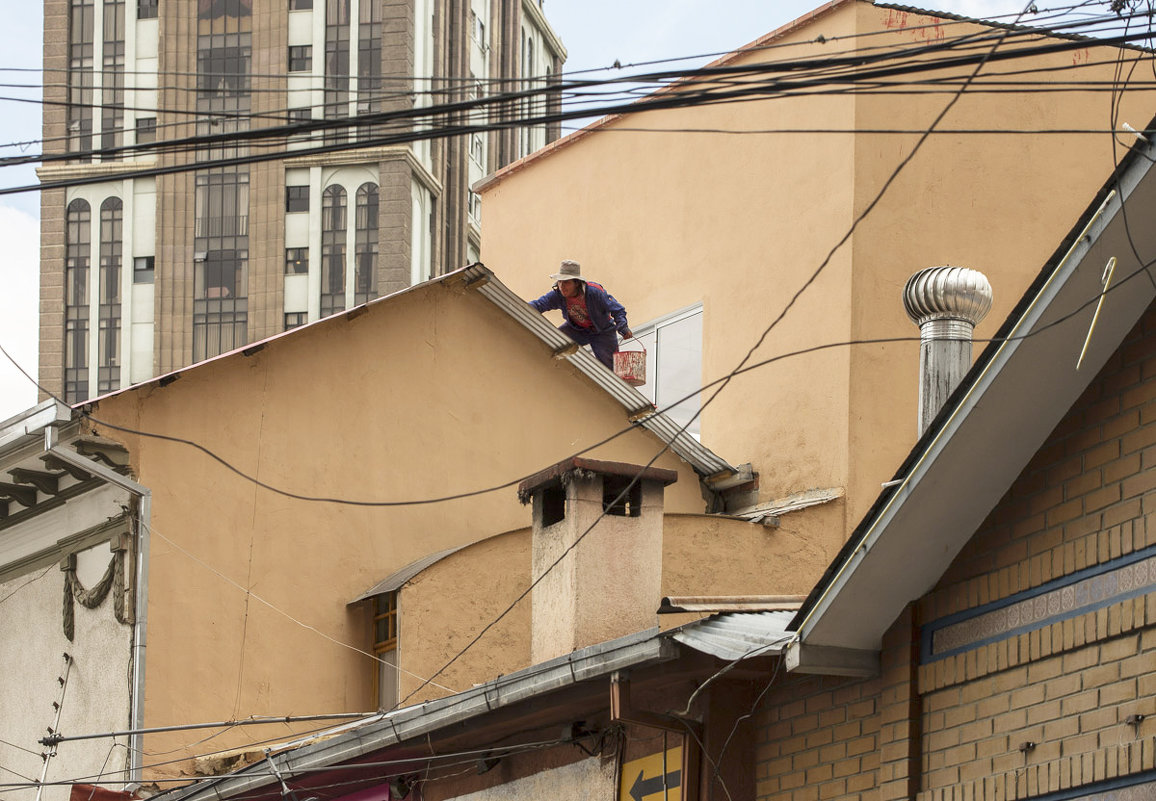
[38, 0, 564, 402]
[477, 0, 1156, 546]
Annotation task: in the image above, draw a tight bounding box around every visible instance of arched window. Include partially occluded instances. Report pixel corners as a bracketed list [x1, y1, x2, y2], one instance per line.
[99, 197, 123, 392]
[65, 199, 92, 402]
[321, 185, 347, 315]
[354, 183, 378, 305]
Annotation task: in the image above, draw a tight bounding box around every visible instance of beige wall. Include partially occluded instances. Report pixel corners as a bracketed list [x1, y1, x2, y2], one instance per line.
[397, 505, 846, 702]
[478, 0, 1156, 542]
[399, 529, 532, 704]
[89, 278, 705, 777]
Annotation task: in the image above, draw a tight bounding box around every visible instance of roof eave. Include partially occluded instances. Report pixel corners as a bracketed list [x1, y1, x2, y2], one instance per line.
[790, 130, 1156, 653]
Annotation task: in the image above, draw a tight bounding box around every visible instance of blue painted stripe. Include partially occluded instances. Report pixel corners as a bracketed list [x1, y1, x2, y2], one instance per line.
[921, 544, 1156, 664]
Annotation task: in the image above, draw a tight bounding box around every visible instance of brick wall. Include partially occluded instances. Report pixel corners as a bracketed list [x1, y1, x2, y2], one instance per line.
[914, 302, 1156, 800]
[755, 304, 1154, 801]
[756, 673, 882, 801]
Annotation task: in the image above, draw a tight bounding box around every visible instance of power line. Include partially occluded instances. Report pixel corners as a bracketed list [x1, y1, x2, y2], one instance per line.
[5, 15, 1154, 182]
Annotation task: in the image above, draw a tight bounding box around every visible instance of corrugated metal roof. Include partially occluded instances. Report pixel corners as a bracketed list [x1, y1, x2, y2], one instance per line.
[349, 546, 466, 604]
[147, 611, 792, 801]
[465, 264, 737, 479]
[673, 611, 795, 661]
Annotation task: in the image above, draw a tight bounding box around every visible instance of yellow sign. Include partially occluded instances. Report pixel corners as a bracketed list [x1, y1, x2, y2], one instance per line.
[619, 746, 683, 801]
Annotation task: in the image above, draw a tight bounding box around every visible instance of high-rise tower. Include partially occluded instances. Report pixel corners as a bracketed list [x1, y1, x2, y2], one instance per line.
[39, 0, 565, 402]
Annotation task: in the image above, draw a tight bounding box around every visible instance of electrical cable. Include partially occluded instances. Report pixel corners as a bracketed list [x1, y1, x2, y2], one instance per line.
[0, 1, 1146, 161]
[5, 17, 1155, 185]
[3, 250, 1155, 519]
[141, 518, 457, 693]
[0, 564, 56, 606]
[2, 5, 1155, 793]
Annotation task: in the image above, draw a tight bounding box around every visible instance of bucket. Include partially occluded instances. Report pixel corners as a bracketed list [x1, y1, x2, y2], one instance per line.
[614, 344, 647, 387]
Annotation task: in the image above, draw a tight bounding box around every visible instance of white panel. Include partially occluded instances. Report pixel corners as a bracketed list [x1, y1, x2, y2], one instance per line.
[0, 535, 133, 801]
[136, 89, 158, 116]
[288, 9, 313, 44]
[130, 320, 154, 383]
[133, 179, 156, 254]
[285, 212, 310, 248]
[285, 167, 311, 186]
[284, 274, 309, 313]
[131, 283, 154, 323]
[135, 57, 158, 89]
[287, 76, 313, 97]
[135, 18, 159, 58]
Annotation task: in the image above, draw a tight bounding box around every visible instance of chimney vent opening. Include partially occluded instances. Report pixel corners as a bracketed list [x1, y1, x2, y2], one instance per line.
[602, 476, 642, 517]
[541, 483, 566, 527]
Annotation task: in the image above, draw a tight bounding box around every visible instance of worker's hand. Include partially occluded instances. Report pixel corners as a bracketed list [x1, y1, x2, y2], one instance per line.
[621, 328, 633, 339]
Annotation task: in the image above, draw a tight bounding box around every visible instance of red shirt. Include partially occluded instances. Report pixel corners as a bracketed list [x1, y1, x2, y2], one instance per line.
[565, 293, 594, 329]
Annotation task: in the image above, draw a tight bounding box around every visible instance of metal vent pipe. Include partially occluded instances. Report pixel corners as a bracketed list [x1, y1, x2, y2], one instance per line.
[903, 266, 993, 435]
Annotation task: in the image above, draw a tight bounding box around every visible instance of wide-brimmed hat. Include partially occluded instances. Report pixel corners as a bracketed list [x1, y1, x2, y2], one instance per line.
[550, 260, 586, 283]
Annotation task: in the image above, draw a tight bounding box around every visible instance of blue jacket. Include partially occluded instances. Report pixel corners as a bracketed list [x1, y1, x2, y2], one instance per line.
[530, 281, 630, 336]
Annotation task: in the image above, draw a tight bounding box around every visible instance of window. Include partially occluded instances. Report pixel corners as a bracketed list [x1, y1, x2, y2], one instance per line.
[68, 0, 95, 159]
[65, 199, 92, 403]
[357, 0, 383, 132]
[101, 0, 126, 159]
[321, 185, 347, 316]
[137, 0, 157, 18]
[467, 190, 481, 223]
[285, 185, 309, 213]
[194, 168, 249, 361]
[288, 45, 312, 72]
[285, 247, 308, 275]
[287, 108, 312, 142]
[284, 312, 307, 330]
[289, 0, 312, 8]
[633, 304, 704, 438]
[354, 183, 377, 305]
[372, 592, 398, 710]
[324, 0, 351, 143]
[133, 256, 155, 283]
[135, 117, 156, 145]
[469, 133, 483, 165]
[98, 198, 123, 393]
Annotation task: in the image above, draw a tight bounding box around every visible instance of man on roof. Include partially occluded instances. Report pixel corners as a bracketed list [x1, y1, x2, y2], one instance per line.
[529, 259, 633, 370]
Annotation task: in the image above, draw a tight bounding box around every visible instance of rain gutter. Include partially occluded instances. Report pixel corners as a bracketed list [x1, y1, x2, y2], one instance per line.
[153, 628, 677, 801]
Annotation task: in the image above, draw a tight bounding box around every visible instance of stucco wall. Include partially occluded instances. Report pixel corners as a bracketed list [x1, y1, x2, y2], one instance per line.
[398, 507, 841, 702]
[398, 529, 532, 704]
[478, 0, 1156, 546]
[90, 278, 708, 775]
[0, 541, 133, 801]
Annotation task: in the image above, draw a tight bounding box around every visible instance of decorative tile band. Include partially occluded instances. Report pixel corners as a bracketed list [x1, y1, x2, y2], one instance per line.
[922, 546, 1156, 663]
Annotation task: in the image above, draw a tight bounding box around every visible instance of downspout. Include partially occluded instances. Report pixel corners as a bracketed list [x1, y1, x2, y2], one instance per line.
[46, 428, 151, 792]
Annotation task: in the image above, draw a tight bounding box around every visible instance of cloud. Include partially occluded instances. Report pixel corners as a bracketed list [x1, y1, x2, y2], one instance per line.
[0, 205, 41, 421]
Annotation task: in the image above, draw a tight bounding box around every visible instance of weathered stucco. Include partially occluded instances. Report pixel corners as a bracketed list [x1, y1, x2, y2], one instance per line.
[89, 278, 708, 775]
[477, 0, 1156, 544]
[0, 541, 133, 801]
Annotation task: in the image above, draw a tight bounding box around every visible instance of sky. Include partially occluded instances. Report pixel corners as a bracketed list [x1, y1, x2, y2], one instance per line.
[0, 0, 1023, 422]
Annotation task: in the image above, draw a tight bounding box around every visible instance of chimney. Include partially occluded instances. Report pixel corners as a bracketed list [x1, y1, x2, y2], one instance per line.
[518, 457, 677, 664]
[903, 266, 993, 435]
